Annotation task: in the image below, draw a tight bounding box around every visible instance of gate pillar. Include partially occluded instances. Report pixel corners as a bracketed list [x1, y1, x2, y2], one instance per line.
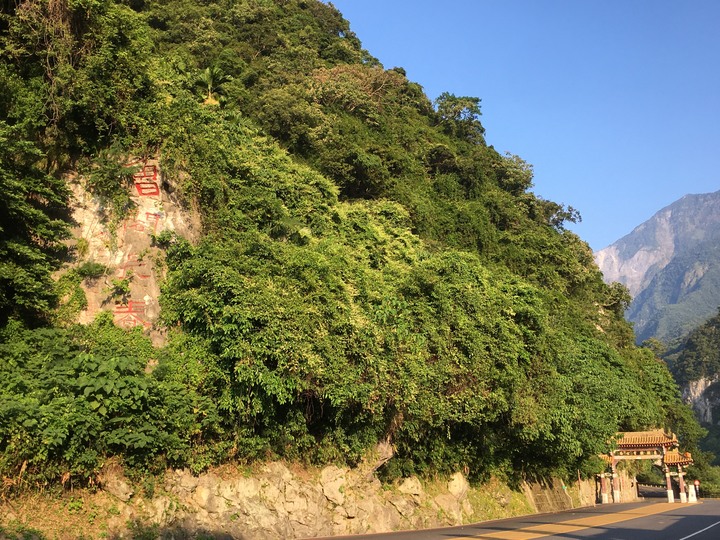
[678, 466, 687, 503]
[665, 467, 674, 503]
[611, 462, 621, 503]
[600, 473, 609, 504]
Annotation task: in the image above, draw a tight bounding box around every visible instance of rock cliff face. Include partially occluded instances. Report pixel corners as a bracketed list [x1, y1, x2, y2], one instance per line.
[682, 376, 720, 424]
[594, 190, 720, 344]
[65, 159, 199, 344]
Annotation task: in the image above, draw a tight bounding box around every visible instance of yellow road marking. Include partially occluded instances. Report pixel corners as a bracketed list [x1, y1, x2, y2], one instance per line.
[458, 502, 681, 539]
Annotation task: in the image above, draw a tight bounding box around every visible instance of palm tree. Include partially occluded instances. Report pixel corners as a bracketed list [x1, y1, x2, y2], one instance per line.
[196, 66, 233, 105]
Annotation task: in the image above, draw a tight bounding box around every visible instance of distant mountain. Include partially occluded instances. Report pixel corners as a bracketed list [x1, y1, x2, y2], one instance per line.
[595, 190, 720, 344]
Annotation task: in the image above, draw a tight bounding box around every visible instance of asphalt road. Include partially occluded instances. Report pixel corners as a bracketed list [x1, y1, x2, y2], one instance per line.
[313, 499, 720, 540]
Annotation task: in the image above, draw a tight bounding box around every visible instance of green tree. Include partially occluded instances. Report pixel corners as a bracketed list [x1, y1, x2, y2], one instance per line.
[196, 66, 233, 105]
[3, 0, 154, 160]
[0, 122, 69, 326]
[434, 92, 485, 144]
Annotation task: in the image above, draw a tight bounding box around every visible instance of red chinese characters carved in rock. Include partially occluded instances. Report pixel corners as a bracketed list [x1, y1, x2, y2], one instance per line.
[113, 300, 151, 329]
[132, 164, 160, 197]
[116, 253, 152, 280]
[123, 211, 163, 235]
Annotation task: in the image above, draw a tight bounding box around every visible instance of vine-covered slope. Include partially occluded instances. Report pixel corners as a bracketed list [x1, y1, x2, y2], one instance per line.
[0, 0, 702, 489]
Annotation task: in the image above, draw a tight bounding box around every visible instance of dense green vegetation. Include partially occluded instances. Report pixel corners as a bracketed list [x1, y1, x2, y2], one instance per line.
[664, 308, 720, 467]
[0, 0, 703, 492]
[667, 308, 720, 386]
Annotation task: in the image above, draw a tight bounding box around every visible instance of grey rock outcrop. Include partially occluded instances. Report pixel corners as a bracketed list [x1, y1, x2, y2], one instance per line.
[98, 462, 134, 502]
[682, 376, 720, 424]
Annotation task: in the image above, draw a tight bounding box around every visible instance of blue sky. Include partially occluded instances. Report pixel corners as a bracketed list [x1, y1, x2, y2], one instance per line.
[328, 0, 720, 251]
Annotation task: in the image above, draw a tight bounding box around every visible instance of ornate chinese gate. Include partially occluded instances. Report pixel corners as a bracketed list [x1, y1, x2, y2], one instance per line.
[598, 429, 695, 504]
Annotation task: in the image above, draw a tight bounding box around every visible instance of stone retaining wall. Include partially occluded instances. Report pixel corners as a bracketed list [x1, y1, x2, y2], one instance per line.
[91, 461, 634, 539]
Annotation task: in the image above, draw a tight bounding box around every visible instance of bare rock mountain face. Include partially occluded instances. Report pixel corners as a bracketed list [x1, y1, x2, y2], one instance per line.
[594, 190, 720, 344]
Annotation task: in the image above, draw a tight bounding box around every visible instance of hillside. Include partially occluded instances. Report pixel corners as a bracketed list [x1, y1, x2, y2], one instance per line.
[665, 309, 720, 464]
[594, 191, 720, 344]
[0, 0, 700, 522]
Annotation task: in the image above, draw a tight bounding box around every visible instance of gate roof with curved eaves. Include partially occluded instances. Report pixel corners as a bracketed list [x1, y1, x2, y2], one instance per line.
[602, 429, 693, 468]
